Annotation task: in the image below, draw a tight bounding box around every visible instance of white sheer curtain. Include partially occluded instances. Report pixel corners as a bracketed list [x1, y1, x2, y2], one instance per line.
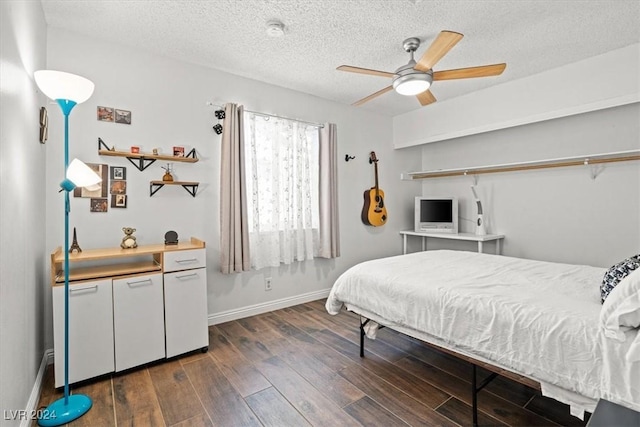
[244, 113, 320, 270]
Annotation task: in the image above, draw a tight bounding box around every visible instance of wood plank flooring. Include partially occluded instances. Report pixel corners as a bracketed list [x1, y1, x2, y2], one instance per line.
[35, 299, 589, 426]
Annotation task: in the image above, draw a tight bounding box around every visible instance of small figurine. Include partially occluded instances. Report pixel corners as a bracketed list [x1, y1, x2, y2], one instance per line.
[161, 163, 174, 182]
[69, 227, 82, 253]
[121, 227, 138, 249]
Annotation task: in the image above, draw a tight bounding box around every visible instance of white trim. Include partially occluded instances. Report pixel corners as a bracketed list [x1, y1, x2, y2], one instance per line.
[208, 288, 331, 325]
[20, 349, 54, 427]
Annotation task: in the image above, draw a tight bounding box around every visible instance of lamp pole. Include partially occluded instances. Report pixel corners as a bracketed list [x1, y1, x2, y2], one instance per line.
[60, 99, 76, 405]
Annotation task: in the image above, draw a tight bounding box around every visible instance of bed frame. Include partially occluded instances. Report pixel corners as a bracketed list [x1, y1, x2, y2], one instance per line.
[358, 316, 542, 427]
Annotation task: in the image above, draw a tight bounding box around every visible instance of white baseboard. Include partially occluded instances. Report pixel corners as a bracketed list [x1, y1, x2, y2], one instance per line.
[208, 288, 331, 325]
[21, 348, 54, 427]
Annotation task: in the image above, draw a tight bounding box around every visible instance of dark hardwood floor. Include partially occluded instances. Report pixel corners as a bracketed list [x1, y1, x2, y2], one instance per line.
[36, 299, 588, 426]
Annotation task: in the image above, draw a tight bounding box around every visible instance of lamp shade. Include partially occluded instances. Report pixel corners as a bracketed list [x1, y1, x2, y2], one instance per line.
[34, 70, 95, 103]
[67, 159, 102, 191]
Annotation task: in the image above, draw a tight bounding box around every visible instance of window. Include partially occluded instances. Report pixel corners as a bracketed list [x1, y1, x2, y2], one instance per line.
[244, 113, 320, 269]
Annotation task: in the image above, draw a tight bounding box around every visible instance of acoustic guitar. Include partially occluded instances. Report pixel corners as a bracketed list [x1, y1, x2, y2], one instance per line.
[361, 151, 388, 226]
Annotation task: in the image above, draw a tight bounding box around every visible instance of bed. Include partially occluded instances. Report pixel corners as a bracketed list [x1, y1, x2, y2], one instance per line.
[325, 250, 640, 423]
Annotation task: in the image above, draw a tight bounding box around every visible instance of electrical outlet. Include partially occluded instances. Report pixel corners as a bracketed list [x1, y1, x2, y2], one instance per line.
[265, 277, 272, 291]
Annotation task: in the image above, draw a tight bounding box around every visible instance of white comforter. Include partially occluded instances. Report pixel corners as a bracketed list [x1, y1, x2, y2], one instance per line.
[326, 250, 640, 415]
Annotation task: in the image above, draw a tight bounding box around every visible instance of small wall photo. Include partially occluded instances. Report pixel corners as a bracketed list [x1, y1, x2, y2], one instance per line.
[110, 166, 126, 180]
[110, 181, 127, 195]
[111, 194, 127, 208]
[115, 109, 132, 124]
[97, 106, 114, 122]
[90, 198, 108, 212]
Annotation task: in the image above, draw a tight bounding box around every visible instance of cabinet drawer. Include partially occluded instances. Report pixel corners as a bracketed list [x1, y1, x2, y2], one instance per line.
[164, 248, 206, 272]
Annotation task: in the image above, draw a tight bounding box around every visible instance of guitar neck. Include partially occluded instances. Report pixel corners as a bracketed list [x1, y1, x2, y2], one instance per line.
[374, 162, 379, 195]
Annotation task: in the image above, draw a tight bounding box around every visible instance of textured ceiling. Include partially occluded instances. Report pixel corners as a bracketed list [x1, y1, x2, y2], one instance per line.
[41, 0, 640, 117]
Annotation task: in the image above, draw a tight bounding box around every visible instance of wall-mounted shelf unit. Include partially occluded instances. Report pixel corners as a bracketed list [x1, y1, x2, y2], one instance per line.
[150, 180, 199, 197]
[402, 150, 640, 180]
[98, 137, 198, 171]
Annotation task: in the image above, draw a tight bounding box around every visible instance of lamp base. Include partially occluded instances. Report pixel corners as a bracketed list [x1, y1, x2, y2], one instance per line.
[38, 394, 92, 426]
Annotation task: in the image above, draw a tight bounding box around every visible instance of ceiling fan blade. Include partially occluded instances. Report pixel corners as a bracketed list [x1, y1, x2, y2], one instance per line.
[337, 65, 394, 78]
[416, 90, 437, 106]
[415, 30, 464, 71]
[352, 86, 393, 106]
[434, 63, 507, 80]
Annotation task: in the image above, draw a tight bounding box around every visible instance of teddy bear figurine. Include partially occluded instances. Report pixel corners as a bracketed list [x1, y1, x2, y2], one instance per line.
[121, 227, 138, 249]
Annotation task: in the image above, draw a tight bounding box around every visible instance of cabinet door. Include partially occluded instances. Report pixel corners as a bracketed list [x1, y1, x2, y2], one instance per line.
[112, 273, 165, 371]
[164, 268, 208, 357]
[53, 279, 114, 387]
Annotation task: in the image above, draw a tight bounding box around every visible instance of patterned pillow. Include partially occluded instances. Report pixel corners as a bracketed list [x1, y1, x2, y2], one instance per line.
[601, 254, 640, 303]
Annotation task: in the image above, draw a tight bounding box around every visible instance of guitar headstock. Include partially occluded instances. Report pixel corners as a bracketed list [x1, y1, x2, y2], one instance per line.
[369, 151, 378, 164]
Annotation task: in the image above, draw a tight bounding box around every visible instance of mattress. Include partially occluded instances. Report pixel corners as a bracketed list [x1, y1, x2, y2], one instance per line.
[326, 250, 640, 416]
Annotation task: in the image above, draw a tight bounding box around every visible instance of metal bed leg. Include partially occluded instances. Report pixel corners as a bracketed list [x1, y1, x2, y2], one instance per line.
[471, 364, 499, 427]
[472, 364, 478, 427]
[359, 318, 368, 358]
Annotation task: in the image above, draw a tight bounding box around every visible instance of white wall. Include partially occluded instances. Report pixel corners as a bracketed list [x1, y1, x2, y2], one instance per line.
[0, 1, 48, 423]
[413, 103, 640, 267]
[44, 28, 422, 348]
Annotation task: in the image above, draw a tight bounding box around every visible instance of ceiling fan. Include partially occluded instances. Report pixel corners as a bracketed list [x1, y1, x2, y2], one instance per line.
[337, 30, 506, 107]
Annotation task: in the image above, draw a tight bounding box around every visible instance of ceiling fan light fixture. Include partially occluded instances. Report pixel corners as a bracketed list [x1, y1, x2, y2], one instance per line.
[393, 72, 433, 96]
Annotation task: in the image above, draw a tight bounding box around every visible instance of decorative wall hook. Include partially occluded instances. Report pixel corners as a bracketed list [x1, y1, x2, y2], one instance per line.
[345, 154, 355, 162]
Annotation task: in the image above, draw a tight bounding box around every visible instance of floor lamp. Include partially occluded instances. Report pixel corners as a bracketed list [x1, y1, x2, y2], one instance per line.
[35, 70, 100, 427]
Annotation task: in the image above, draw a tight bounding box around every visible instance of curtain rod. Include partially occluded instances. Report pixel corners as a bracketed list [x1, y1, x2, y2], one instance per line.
[206, 101, 324, 129]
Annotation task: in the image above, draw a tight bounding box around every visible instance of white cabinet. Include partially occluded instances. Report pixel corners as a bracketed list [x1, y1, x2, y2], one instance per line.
[52, 279, 114, 388]
[164, 265, 208, 358]
[112, 273, 166, 371]
[50, 238, 208, 386]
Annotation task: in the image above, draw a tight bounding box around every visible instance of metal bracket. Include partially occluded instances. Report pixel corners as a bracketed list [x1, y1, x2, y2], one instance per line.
[149, 182, 198, 197]
[99, 137, 156, 171]
[463, 170, 479, 185]
[584, 159, 605, 180]
[128, 157, 156, 172]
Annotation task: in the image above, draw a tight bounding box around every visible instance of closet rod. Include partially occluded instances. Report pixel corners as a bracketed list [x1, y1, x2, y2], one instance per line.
[206, 101, 324, 129]
[404, 149, 640, 180]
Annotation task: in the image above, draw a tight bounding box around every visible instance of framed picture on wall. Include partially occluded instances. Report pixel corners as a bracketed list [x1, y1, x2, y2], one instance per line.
[115, 109, 132, 125]
[97, 106, 114, 122]
[90, 198, 108, 212]
[110, 166, 126, 180]
[74, 163, 108, 198]
[110, 180, 127, 195]
[111, 194, 127, 208]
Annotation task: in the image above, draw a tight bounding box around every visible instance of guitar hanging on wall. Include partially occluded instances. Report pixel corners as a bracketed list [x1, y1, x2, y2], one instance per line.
[361, 151, 388, 226]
